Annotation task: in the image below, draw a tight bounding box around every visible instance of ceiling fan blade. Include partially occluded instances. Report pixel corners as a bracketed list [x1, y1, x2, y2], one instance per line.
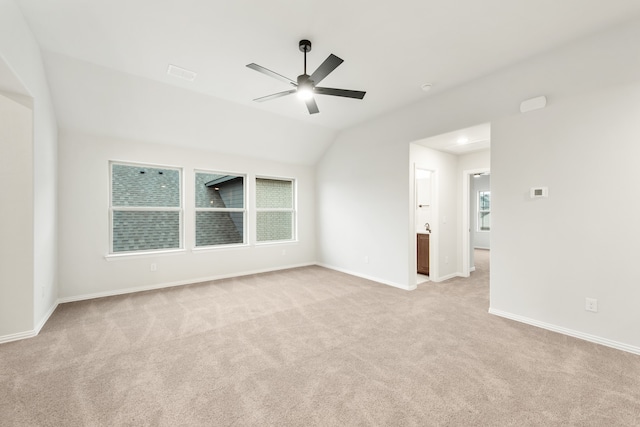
[305, 97, 319, 114]
[253, 89, 297, 102]
[314, 87, 366, 100]
[309, 54, 343, 85]
[246, 63, 296, 86]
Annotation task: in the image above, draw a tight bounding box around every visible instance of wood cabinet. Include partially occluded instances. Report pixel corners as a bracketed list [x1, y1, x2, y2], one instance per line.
[417, 233, 430, 275]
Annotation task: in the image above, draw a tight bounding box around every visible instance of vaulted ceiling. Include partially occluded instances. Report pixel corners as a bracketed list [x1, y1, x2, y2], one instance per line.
[15, 0, 640, 163]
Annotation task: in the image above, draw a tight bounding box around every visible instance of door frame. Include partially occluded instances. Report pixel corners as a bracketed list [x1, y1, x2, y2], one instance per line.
[412, 164, 438, 284]
[461, 167, 490, 277]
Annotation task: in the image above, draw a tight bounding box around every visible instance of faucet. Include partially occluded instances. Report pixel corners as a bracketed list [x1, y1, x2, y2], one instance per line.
[424, 223, 431, 233]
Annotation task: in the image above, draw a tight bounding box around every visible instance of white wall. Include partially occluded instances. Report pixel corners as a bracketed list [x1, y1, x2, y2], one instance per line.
[472, 174, 490, 249]
[316, 17, 640, 352]
[315, 122, 412, 289]
[58, 130, 316, 300]
[0, 93, 33, 337]
[490, 82, 640, 351]
[0, 0, 58, 340]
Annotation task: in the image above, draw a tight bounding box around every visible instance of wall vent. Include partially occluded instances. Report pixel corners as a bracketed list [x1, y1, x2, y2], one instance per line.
[167, 64, 197, 81]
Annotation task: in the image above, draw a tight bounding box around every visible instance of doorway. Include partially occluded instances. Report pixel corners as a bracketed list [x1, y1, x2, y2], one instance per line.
[409, 122, 490, 287]
[415, 167, 436, 285]
[462, 169, 490, 276]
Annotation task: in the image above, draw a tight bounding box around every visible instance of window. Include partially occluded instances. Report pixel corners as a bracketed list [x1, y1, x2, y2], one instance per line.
[110, 162, 182, 253]
[256, 177, 295, 242]
[478, 191, 490, 232]
[195, 171, 245, 247]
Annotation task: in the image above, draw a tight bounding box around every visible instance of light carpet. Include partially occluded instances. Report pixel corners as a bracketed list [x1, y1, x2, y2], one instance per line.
[1, 250, 639, 426]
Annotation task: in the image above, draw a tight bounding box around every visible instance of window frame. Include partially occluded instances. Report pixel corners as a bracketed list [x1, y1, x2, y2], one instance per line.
[477, 190, 491, 232]
[255, 175, 297, 244]
[108, 161, 184, 256]
[193, 169, 247, 249]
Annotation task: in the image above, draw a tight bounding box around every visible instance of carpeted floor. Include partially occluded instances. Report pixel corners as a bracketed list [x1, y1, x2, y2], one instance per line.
[1, 250, 639, 426]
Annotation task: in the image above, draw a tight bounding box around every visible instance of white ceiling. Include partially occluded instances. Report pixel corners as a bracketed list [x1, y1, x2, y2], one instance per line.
[13, 0, 640, 159]
[416, 122, 490, 155]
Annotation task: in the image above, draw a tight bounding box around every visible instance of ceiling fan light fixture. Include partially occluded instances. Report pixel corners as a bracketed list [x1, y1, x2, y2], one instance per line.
[297, 78, 314, 100]
[297, 87, 313, 100]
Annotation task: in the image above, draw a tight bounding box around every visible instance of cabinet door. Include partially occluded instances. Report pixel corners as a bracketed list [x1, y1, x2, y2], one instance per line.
[417, 234, 430, 275]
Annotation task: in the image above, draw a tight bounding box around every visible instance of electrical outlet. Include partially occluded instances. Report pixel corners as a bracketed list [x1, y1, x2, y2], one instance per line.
[445, 256, 449, 264]
[364, 256, 369, 264]
[282, 249, 286, 256]
[150, 263, 157, 272]
[585, 297, 598, 313]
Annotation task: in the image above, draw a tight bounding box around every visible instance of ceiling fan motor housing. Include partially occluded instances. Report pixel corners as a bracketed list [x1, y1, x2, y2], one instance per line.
[297, 74, 313, 87]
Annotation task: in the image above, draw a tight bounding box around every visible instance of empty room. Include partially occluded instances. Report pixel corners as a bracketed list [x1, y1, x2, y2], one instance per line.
[1, 0, 640, 425]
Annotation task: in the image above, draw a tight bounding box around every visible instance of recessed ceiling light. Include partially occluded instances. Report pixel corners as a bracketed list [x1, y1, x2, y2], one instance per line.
[457, 137, 469, 144]
[421, 83, 432, 92]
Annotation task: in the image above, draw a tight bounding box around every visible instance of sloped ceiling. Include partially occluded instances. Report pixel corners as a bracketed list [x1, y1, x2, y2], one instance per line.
[416, 123, 490, 155]
[15, 0, 640, 163]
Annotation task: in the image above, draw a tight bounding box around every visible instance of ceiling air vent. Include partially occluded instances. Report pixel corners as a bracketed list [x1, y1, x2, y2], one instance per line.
[167, 64, 197, 81]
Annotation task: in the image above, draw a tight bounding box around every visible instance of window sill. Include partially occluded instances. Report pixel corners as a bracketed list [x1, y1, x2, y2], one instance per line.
[255, 239, 299, 246]
[104, 248, 186, 261]
[192, 243, 249, 253]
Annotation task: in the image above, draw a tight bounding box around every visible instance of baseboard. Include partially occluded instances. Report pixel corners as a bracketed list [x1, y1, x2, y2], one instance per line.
[0, 301, 59, 345]
[430, 272, 464, 282]
[58, 262, 316, 304]
[469, 266, 476, 272]
[316, 263, 416, 291]
[35, 301, 59, 334]
[488, 308, 640, 356]
[0, 329, 37, 345]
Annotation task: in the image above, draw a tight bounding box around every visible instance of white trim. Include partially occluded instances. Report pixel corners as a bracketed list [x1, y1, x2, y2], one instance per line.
[0, 330, 36, 344]
[489, 308, 640, 356]
[35, 301, 59, 334]
[194, 169, 248, 248]
[469, 266, 476, 272]
[0, 301, 60, 344]
[461, 167, 490, 279]
[474, 246, 490, 250]
[430, 271, 464, 282]
[317, 263, 416, 291]
[105, 248, 186, 260]
[255, 176, 296, 243]
[109, 161, 184, 255]
[58, 262, 315, 303]
[411, 164, 438, 286]
[191, 243, 250, 252]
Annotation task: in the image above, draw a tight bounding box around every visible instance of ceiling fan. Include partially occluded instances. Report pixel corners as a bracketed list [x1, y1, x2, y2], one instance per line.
[246, 40, 366, 115]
